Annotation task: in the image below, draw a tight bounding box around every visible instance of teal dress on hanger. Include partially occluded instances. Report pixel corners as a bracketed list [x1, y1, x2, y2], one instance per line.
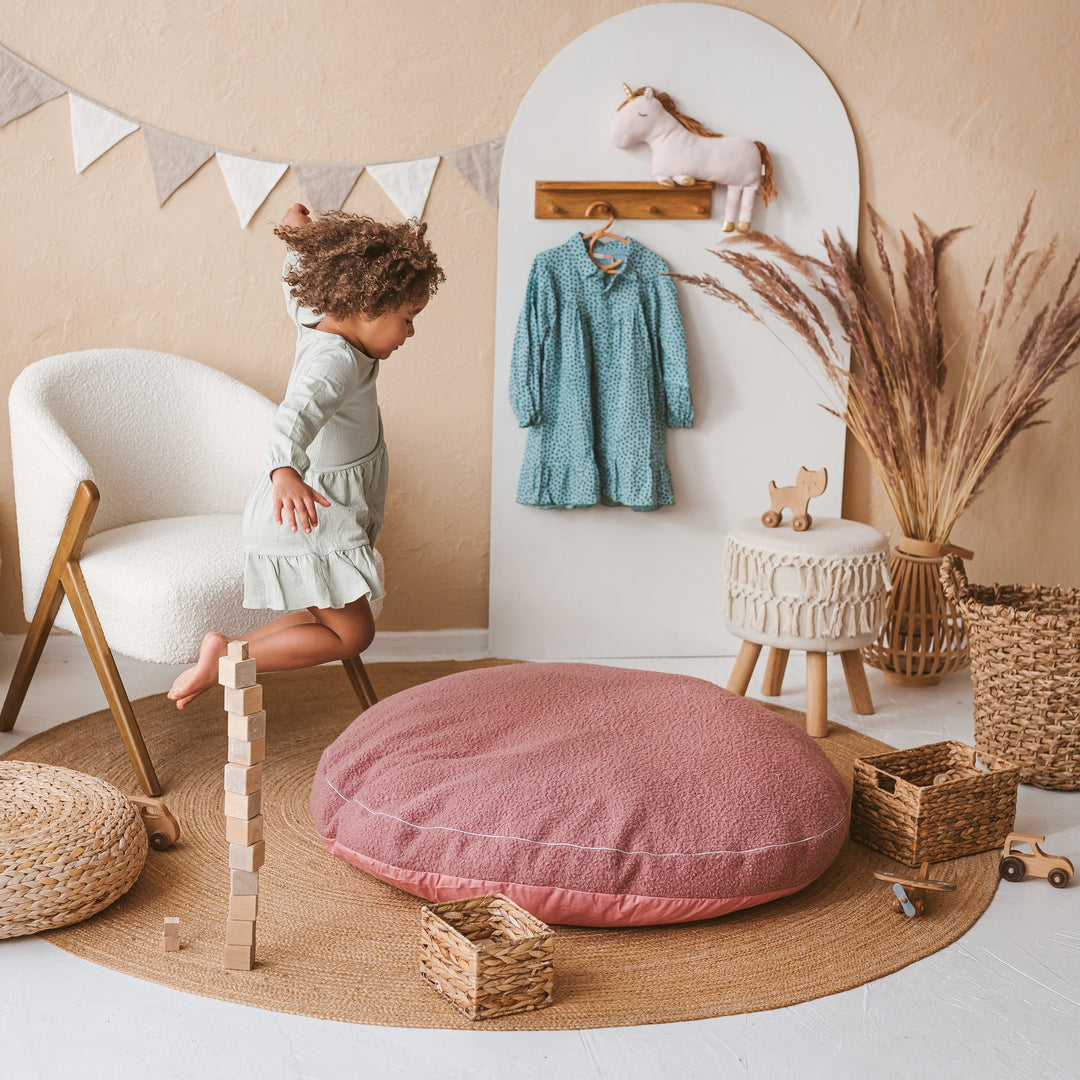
[510, 232, 693, 511]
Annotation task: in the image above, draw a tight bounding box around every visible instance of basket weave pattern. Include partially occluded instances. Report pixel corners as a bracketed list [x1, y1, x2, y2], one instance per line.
[1, 760, 148, 939]
[941, 555, 1080, 790]
[420, 893, 554, 1020]
[849, 741, 1019, 866]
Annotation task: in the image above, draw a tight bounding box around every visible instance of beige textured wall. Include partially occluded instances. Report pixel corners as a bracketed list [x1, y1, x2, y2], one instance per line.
[2, 0, 1078, 635]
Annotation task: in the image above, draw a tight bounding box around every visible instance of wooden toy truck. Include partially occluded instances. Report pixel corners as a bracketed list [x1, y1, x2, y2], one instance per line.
[999, 834, 1073, 888]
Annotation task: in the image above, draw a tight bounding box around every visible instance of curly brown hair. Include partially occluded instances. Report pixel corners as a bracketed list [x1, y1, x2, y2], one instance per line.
[274, 211, 445, 319]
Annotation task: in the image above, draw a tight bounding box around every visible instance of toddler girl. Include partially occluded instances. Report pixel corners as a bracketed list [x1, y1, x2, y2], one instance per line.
[168, 202, 444, 708]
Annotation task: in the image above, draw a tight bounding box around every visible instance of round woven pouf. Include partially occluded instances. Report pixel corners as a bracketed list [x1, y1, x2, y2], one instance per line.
[1, 760, 148, 939]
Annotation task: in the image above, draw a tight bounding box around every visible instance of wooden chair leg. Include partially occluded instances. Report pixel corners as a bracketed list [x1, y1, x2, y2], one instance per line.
[761, 647, 789, 697]
[841, 649, 875, 715]
[727, 640, 762, 696]
[341, 655, 378, 710]
[1, 481, 162, 796]
[806, 651, 829, 738]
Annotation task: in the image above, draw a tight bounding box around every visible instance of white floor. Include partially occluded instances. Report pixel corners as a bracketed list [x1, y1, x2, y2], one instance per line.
[1, 632, 1077, 1080]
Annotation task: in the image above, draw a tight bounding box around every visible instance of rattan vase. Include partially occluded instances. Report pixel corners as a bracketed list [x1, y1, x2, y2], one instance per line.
[862, 537, 972, 686]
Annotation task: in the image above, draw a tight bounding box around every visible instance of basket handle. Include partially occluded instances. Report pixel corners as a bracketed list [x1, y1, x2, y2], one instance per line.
[939, 553, 970, 607]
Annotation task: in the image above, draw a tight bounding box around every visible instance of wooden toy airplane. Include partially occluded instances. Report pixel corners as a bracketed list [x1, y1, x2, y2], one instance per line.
[873, 861, 955, 917]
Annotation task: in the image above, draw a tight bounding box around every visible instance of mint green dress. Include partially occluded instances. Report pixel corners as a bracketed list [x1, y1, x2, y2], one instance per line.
[242, 256, 387, 611]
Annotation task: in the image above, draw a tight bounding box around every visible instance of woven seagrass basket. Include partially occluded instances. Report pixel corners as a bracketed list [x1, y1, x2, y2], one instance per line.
[420, 893, 554, 1020]
[849, 740, 1019, 866]
[941, 555, 1080, 790]
[1, 760, 148, 939]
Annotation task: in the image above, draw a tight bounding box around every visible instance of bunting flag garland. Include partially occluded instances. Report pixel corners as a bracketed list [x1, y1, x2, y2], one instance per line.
[0, 42, 505, 225]
[290, 162, 364, 212]
[68, 94, 139, 173]
[142, 125, 215, 206]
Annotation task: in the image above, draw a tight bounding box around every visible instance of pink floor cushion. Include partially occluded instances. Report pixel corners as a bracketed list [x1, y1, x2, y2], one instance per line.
[311, 663, 849, 927]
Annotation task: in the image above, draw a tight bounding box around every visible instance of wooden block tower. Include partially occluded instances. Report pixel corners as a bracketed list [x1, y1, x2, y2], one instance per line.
[219, 640, 264, 971]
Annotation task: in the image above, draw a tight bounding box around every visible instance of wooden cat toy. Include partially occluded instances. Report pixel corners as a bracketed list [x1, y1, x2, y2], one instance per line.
[761, 467, 827, 532]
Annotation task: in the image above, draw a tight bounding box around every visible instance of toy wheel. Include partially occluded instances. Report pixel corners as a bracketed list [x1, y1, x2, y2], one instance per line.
[792, 514, 811, 532]
[761, 510, 781, 528]
[1000, 856, 1026, 882]
[1048, 868, 1070, 889]
[149, 832, 172, 852]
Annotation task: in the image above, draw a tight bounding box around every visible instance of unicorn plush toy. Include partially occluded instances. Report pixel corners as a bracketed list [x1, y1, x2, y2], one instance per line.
[611, 84, 777, 233]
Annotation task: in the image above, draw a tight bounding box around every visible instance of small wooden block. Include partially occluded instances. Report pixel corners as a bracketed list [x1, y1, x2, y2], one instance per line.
[228, 710, 266, 741]
[224, 762, 263, 795]
[225, 814, 264, 846]
[228, 736, 266, 766]
[230, 869, 259, 895]
[223, 943, 255, 970]
[219, 656, 257, 689]
[225, 919, 256, 947]
[227, 640, 249, 661]
[162, 916, 180, 936]
[224, 683, 263, 716]
[163, 934, 181, 952]
[224, 789, 262, 820]
[229, 840, 266, 872]
[228, 893, 258, 921]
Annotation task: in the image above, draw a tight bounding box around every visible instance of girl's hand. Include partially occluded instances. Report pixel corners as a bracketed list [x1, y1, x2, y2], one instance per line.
[271, 467, 331, 533]
[282, 203, 311, 229]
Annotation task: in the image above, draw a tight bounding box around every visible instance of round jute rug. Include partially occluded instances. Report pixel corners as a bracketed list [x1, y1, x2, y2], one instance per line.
[2, 660, 998, 1030]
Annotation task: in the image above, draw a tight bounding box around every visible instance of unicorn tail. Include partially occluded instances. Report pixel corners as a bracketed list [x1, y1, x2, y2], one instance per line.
[755, 141, 777, 206]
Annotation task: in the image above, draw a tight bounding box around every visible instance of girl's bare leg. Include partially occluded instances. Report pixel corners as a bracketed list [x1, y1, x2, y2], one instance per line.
[168, 599, 374, 709]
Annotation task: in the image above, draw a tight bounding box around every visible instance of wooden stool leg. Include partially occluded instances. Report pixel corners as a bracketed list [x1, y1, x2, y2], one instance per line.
[841, 650, 875, 715]
[341, 655, 378, 710]
[761, 648, 789, 697]
[727, 640, 762, 696]
[805, 651, 829, 738]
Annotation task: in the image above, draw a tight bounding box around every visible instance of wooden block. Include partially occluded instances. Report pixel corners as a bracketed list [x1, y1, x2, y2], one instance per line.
[162, 916, 180, 936]
[163, 934, 180, 952]
[224, 683, 263, 716]
[225, 919, 256, 947]
[224, 762, 263, 795]
[227, 640, 249, 661]
[228, 710, 266, 741]
[229, 840, 266, 872]
[223, 943, 255, 970]
[225, 814, 264, 846]
[228, 736, 266, 766]
[228, 893, 258, 921]
[224, 789, 262, 820]
[230, 869, 259, 896]
[219, 655, 257, 689]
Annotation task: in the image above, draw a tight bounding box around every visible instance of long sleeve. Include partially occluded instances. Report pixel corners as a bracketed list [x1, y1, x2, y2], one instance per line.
[264, 346, 361, 477]
[510, 260, 549, 428]
[649, 273, 693, 429]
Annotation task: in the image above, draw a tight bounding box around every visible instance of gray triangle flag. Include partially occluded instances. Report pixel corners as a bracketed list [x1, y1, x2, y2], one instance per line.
[444, 136, 505, 210]
[0, 45, 65, 127]
[142, 125, 215, 205]
[290, 163, 363, 211]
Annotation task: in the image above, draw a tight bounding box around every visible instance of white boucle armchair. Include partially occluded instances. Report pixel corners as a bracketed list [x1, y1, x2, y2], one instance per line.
[3, 349, 380, 796]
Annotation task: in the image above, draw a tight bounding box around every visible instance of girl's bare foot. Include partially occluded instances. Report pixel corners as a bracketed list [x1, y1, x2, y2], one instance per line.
[168, 632, 230, 709]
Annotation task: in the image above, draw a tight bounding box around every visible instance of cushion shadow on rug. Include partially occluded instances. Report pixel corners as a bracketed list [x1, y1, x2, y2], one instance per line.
[1, 661, 999, 1031]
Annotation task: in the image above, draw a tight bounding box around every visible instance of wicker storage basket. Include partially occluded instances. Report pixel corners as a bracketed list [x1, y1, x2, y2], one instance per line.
[941, 555, 1080, 790]
[1, 760, 148, 939]
[420, 893, 554, 1020]
[849, 741, 1019, 866]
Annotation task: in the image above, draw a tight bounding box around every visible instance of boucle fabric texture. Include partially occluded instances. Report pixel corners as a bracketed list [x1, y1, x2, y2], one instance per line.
[723, 517, 890, 652]
[311, 662, 849, 926]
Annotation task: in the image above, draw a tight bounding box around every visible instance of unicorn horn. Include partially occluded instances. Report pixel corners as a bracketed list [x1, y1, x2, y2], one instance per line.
[622, 83, 635, 100]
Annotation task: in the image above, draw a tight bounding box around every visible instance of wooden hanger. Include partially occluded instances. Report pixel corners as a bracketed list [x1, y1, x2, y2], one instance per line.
[582, 201, 628, 274]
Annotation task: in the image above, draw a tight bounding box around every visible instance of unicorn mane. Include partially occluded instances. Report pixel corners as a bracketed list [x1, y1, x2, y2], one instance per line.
[621, 86, 723, 139]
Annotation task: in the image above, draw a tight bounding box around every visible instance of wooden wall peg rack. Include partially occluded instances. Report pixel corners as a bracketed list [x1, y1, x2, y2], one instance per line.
[535, 181, 714, 220]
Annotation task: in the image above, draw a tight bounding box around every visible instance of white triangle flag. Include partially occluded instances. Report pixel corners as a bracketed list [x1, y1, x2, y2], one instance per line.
[366, 156, 440, 221]
[0, 45, 65, 127]
[69, 94, 140, 173]
[444, 137, 504, 210]
[142, 125, 214, 205]
[216, 152, 288, 228]
[290, 163, 363, 211]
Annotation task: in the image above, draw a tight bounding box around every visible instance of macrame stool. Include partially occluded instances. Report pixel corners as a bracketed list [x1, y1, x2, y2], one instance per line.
[722, 518, 890, 737]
